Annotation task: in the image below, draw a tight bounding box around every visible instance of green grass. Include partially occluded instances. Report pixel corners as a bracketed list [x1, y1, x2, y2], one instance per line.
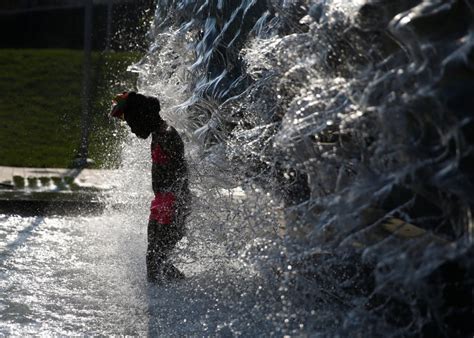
[0, 49, 140, 168]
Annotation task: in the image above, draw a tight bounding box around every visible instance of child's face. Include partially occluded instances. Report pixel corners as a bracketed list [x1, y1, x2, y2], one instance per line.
[124, 111, 151, 139]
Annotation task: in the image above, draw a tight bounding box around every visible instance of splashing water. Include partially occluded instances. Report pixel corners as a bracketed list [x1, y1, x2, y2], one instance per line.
[131, 0, 474, 336]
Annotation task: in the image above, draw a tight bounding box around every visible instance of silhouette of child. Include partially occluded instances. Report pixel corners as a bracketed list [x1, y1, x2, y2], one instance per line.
[110, 92, 191, 283]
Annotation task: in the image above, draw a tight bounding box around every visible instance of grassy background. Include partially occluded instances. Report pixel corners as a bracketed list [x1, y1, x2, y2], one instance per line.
[0, 49, 140, 168]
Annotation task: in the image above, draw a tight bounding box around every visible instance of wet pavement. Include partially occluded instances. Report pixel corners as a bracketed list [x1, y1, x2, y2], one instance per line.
[0, 166, 119, 191]
[0, 166, 121, 216]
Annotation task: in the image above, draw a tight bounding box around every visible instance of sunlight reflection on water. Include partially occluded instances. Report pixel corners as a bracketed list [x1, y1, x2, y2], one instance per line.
[0, 214, 149, 335]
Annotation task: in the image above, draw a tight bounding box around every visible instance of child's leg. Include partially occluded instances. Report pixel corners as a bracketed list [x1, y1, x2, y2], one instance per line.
[146, 219, 184, 281]
[146, 220, 162, 281]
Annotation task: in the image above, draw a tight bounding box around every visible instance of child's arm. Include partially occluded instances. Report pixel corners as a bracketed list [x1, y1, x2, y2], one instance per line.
[151, 128, 187, 194]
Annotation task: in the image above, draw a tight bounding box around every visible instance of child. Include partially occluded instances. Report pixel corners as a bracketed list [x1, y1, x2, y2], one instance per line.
[110, 92, 191, 283]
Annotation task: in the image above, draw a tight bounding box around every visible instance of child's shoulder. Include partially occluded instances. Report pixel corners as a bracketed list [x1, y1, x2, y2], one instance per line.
[165, 125, 182, 140]
[152, 125, 183, 144]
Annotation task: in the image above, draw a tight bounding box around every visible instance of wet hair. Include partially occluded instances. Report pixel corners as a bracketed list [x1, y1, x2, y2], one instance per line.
[123, 92, 164, 138]
[124, 91, 162, 125]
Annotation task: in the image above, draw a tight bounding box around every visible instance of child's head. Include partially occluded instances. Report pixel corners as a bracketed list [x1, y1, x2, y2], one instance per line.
[110, 91, 162, 139]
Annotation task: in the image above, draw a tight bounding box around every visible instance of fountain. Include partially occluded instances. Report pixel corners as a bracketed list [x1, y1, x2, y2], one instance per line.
[133, 0, 474, 335]
[1, 0, 472, 335]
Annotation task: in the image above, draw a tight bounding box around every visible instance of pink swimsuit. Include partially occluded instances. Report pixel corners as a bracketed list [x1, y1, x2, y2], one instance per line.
[149, 144, 176, 224]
